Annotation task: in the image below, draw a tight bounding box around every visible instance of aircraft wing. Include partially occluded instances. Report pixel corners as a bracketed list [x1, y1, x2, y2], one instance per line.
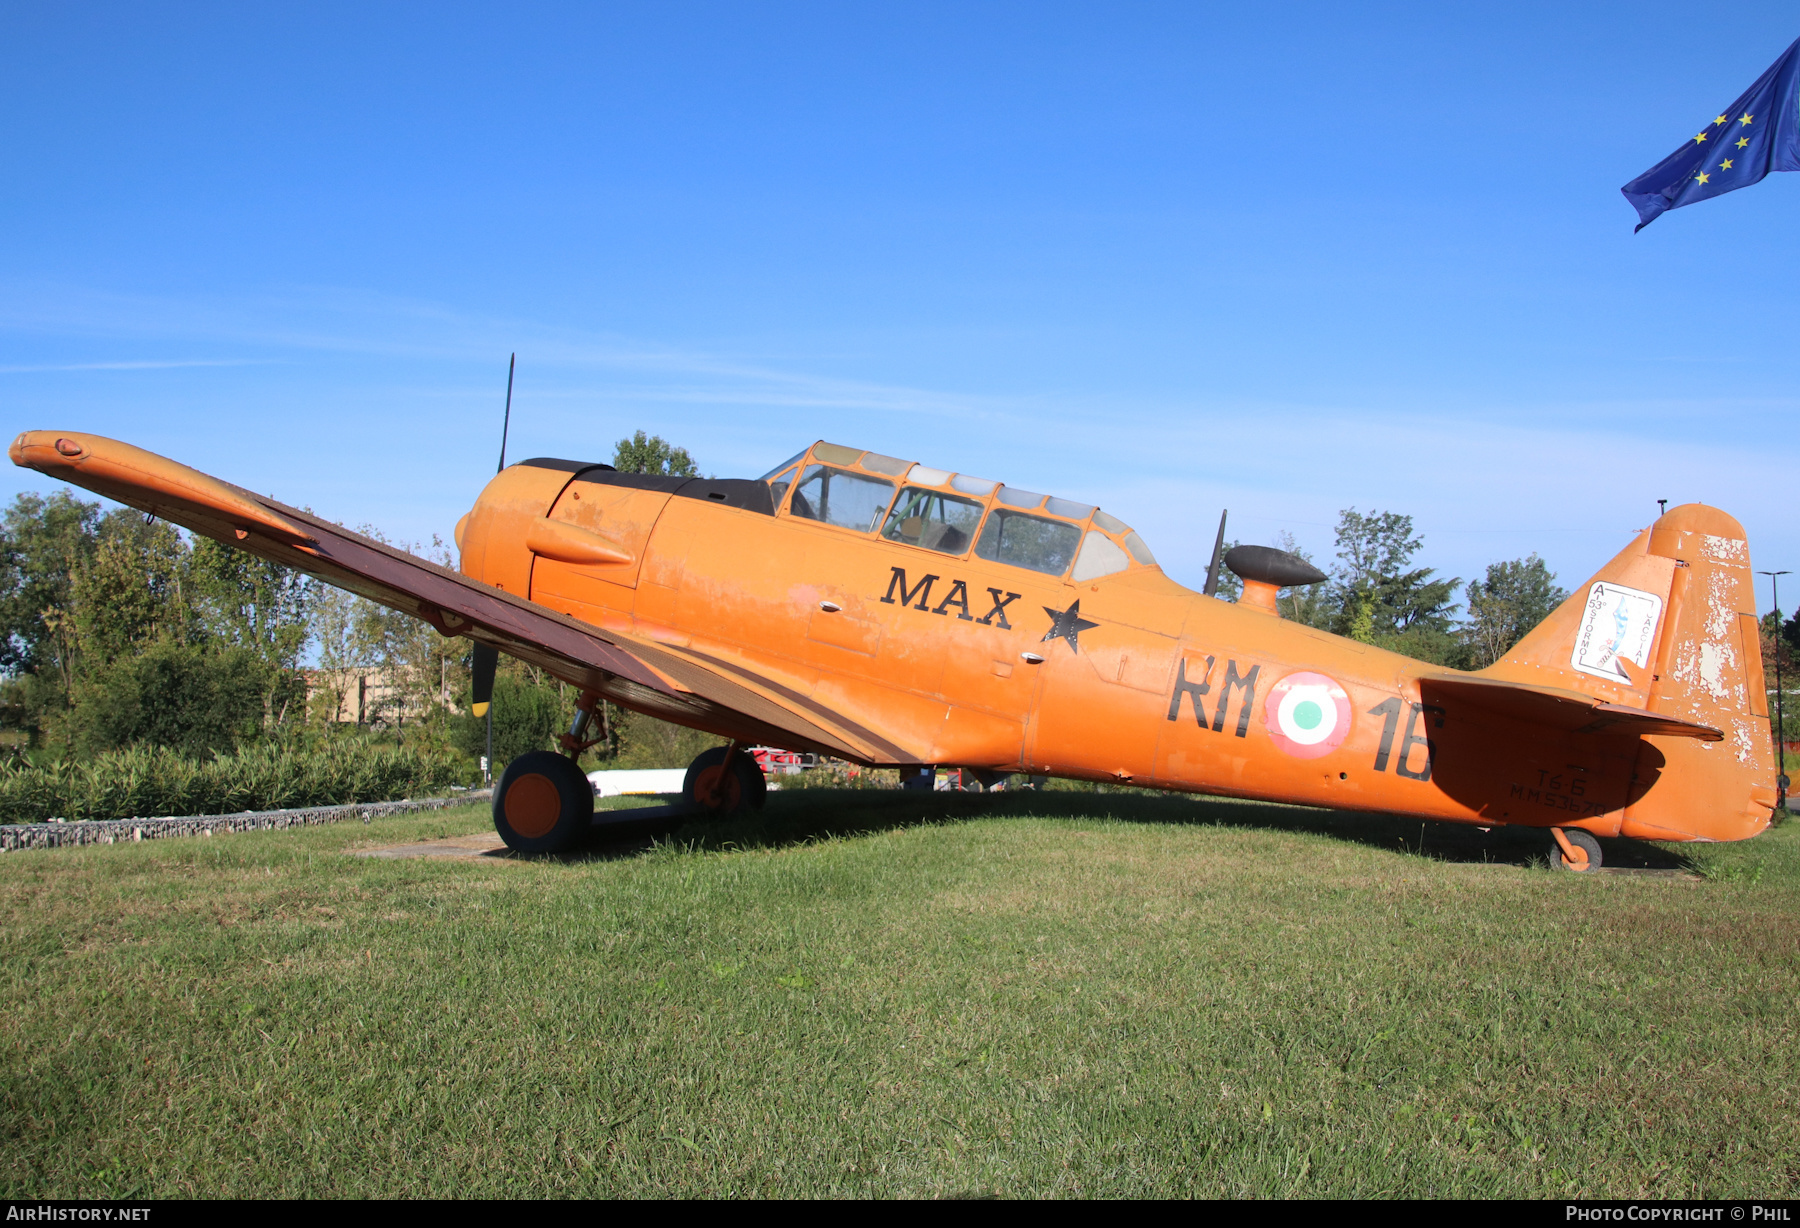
[1418, 674, 1722, 742]
[8, 430, 907, 763]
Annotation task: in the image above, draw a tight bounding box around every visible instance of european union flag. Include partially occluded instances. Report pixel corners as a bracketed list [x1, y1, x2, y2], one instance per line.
[1621, 36, 1800, 231]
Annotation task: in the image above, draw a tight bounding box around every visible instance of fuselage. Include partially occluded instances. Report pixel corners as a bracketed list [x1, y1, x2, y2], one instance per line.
[457, 443, 1774, 844]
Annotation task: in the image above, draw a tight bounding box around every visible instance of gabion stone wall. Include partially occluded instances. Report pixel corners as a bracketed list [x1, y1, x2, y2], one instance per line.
[0, 792, 494, 852]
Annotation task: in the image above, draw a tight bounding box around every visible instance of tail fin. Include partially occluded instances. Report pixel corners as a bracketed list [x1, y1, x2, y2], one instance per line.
[1484, 504, 1775, 840]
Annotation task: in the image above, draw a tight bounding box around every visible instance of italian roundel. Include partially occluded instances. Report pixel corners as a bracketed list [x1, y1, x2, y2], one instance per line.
[1263, 672, 1352, 759]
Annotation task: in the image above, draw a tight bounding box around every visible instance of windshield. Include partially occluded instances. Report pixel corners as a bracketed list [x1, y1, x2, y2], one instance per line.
[881, 487, 984, 555]
[787, 464, 896, 533]
[759, 450, 808, 481]
[1071, 531, 1132, 582]
[768, 464, 800, 509]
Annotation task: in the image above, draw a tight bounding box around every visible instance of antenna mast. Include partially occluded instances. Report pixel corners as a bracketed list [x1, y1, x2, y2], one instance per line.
[497, 352, 516, 473]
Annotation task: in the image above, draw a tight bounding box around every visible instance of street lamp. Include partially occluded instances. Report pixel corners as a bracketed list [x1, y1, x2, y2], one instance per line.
[1758, 569, 1790, 813]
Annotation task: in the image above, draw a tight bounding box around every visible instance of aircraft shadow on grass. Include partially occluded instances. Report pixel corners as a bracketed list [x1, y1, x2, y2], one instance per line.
[564, 787, 1697, 872]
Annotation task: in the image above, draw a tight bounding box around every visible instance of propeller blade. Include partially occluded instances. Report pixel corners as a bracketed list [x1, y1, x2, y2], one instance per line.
[1203, 509, 1228, 597]
[471, 642, 497, 717]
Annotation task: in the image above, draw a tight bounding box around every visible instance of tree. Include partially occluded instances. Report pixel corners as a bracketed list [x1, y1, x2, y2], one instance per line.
[0, 492, 335, 754]
[451, 661, 568, 765]
[613, 431, 699, 477]
[315, 530, 462, 740]
[0, 491, 102, 684]
[1273, 531, 1334, 628]
[1328, 508, 1460, 650]
[1461, 554, 1568, 669]
[351, 594, 437, 730]
[1332, 509, 1423, 590]
[1761, 611, 1800, 745]
[66, 513, 196, 666]
[306, 583, 369, 725]
[47, 511, 285, 755]
[189, 535, 314, 728]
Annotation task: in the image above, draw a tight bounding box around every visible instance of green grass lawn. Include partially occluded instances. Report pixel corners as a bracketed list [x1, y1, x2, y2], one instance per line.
[2, 788, 1796, 1198]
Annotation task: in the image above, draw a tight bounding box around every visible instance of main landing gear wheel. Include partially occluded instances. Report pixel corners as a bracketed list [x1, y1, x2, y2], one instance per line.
[1550, 827, 1602, 873]
[493, 750, 594, 854]
[683, 746, 766, 820]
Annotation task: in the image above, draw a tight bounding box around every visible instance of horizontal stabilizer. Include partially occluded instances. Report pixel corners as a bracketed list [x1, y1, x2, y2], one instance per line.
[1418, 675, 1721, 742]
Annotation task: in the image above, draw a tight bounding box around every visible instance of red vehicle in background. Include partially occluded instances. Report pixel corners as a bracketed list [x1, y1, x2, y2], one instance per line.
[750, 747, 817, 775]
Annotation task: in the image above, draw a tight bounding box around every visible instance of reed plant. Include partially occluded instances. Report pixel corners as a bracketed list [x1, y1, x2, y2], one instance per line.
[0, 740, 465, 822]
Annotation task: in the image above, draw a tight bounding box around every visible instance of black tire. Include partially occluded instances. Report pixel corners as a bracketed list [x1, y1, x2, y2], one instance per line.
[493, 751, 594, 853]
[682, 746, 764, 818]
[1550, 828, 1602, 872]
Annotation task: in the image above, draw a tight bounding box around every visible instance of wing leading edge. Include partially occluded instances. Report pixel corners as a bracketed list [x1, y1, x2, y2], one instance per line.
[9, 430, 903, 763]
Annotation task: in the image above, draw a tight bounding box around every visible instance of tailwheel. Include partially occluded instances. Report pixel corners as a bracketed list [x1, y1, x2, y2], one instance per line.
[1550, 827, 1602, 873]
[683, 745, 766, 819]
[493, 750, 595, 853]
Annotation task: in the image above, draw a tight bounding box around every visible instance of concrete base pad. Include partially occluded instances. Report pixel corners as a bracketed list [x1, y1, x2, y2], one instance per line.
[353, 834, 512, 860]
[352, 804, 699, 860]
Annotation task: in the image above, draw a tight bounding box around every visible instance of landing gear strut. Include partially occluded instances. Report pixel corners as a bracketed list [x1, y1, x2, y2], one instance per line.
[1550, 827, 1602, 872]
[683, 743, 767, 819]
[559, 692, 607, 757]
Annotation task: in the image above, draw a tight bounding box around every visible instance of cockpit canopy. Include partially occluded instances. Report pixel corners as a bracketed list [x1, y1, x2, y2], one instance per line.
[759, 442, 1157, 582]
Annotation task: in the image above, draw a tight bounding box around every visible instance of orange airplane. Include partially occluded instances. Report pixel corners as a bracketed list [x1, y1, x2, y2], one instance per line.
[10, 431, 1779, 871]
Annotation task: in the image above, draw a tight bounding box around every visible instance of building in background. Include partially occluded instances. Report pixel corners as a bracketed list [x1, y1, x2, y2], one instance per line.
[304, 666, 459, 726]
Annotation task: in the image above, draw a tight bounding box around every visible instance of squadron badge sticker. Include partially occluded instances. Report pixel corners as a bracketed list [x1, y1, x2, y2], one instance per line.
[1571, 581, 1662, 682]
[1264, 672, 1352, 759]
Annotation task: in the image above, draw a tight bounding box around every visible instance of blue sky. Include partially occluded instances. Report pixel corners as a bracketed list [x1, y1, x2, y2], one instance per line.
[4, 2, 1797, 609]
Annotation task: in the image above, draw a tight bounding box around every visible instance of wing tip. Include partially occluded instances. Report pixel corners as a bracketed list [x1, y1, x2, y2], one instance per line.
[11, 429, 317, 546]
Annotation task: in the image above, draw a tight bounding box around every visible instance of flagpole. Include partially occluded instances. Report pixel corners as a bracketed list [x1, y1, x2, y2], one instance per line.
[1760, 569, 1790, 813]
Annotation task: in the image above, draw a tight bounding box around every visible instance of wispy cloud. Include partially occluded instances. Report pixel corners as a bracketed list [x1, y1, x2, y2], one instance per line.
[0, 280, 1016, 421]
[7, 279, 1798, 434]
[0, 358, 272, 374]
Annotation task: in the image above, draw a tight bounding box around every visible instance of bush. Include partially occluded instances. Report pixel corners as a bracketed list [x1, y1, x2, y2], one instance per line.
[777, 759, 898, 790]
[0, 740, 467, 823]
[450, 672, 569, 767]
[61, 641, 274, 756]
[445, 675, 727, 774]
[609, 709, 724, 771]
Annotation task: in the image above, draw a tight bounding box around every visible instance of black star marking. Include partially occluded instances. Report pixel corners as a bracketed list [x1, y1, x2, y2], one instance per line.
[1041, 600, 1100, 653]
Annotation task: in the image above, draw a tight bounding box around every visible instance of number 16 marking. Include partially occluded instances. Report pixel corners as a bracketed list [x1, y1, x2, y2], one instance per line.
[1368, 697, 1433, 782]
